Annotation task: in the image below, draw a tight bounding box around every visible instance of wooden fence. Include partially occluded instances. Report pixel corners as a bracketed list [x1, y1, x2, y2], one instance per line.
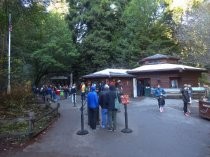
[0, 99, 60, 142]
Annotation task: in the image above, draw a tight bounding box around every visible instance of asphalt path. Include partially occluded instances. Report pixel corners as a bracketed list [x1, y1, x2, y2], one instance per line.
[1, 97, 210, 157]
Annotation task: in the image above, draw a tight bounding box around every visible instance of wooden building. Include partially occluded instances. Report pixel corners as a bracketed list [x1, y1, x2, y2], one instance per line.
[82, 69, 134, 96]
[82, 54, 207, 97]
[128, 54, 207, 96]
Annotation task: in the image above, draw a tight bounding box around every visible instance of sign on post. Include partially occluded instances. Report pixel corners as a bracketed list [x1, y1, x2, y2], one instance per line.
[121, 95, 129, 105]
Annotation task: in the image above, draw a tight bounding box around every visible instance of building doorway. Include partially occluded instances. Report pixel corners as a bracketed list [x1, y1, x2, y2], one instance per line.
[137, 78, 151, 96]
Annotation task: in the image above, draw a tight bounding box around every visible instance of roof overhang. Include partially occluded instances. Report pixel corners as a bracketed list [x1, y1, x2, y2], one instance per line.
[141, 54, 179, 62]
[128, 63, 207, 74]
[82, 69, 134, 79]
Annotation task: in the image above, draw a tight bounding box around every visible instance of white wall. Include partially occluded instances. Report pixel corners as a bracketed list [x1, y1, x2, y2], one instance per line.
[133, 78, 137, 98]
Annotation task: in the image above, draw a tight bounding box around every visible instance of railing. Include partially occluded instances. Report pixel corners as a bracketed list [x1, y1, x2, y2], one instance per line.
[28, 102, 60, 137]
[0, 99, 60, 142]
[150, 87, 206, 99]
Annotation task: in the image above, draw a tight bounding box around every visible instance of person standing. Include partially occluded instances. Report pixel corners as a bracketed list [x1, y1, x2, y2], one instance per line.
[47, 85, 53, 100]
[154, 84, 166, 112]
[204, 84, 210, 101]
[99, 84, 109, 128]
[63, 85, 69, 99]
[71, 84, 77, 106]
[188, 84, 193, 113]
[81, 82, 86, 101]
[116, 80, 123, 95]
[181, 84, 190, 116]
[115, 80, 123, 112]
[107, 85, 119, 131]
[137, 81, 143, 96]
[87, 86, 99, 130]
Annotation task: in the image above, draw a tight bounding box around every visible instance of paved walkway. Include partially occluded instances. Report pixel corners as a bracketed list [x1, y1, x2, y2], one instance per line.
[1, 97, 210, 157]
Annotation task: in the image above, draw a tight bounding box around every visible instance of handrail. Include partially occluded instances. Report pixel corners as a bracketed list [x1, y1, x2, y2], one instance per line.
[0, 97, 60, 140]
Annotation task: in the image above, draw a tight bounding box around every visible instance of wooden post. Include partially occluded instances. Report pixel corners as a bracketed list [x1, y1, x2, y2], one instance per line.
[28, 112, 35, 137]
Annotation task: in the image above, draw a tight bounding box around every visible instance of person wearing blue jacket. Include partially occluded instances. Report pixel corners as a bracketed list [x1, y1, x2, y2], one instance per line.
[87, 86, 99, 130]
[154, 84, 166, 112]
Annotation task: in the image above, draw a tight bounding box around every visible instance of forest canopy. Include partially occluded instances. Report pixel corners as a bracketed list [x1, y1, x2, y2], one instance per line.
[0, 0, 208, 88]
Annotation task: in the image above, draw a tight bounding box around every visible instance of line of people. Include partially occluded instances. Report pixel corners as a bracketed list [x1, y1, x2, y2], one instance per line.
[33, 83, 80, 103]
[33, 84, 70, 102]
[86, 82, 122, 131]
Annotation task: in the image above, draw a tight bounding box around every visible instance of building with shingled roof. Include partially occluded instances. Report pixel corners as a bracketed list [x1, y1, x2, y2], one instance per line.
[82, 54, 207, 97]
[128, 54, 207, 96]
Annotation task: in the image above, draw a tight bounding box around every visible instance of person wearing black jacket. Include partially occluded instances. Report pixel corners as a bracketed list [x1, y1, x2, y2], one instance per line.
[99, 84, 109, 128]
[107, 85, 120, 131]
[181, 84, 190, 116]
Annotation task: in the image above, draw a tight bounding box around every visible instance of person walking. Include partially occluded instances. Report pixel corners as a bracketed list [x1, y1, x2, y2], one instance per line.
[107, 85, 120, 131]
[181, 84, 190, 116]
[154, 84, 166, 112]
[87, 86, 99, 130]
[99, 84, 109, 128]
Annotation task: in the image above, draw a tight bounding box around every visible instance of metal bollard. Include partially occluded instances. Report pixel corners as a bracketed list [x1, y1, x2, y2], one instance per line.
[121, 95, 132, 133]
[73, 93, 76, 107]
[121, 104, 132, 133]
[77, 96, 88, 135]
[57, 103, 61, 117]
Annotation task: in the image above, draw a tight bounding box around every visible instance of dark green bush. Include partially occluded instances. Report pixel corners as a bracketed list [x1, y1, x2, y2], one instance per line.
[0, 82, 34, 118]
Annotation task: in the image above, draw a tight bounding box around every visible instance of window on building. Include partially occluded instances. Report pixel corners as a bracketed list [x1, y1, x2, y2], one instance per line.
[170, 78, 179, 88]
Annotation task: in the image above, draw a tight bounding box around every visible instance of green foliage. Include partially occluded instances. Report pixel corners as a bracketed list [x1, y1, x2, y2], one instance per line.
[67, 0, 185, 72]
[176, 1, 210, 67]
[199, 73, 210, 85]
[0, 121, 28, 134]
[68, 0, 130, 75]
[163, 0, 204, 24]
[118, 0, 179, 67]
[10, 3, 78, 85]
[0, 1, 78, 87]
[0, 0, 207, 87]
[0, 82, 33, 116]
[0, 9, 7, 33]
